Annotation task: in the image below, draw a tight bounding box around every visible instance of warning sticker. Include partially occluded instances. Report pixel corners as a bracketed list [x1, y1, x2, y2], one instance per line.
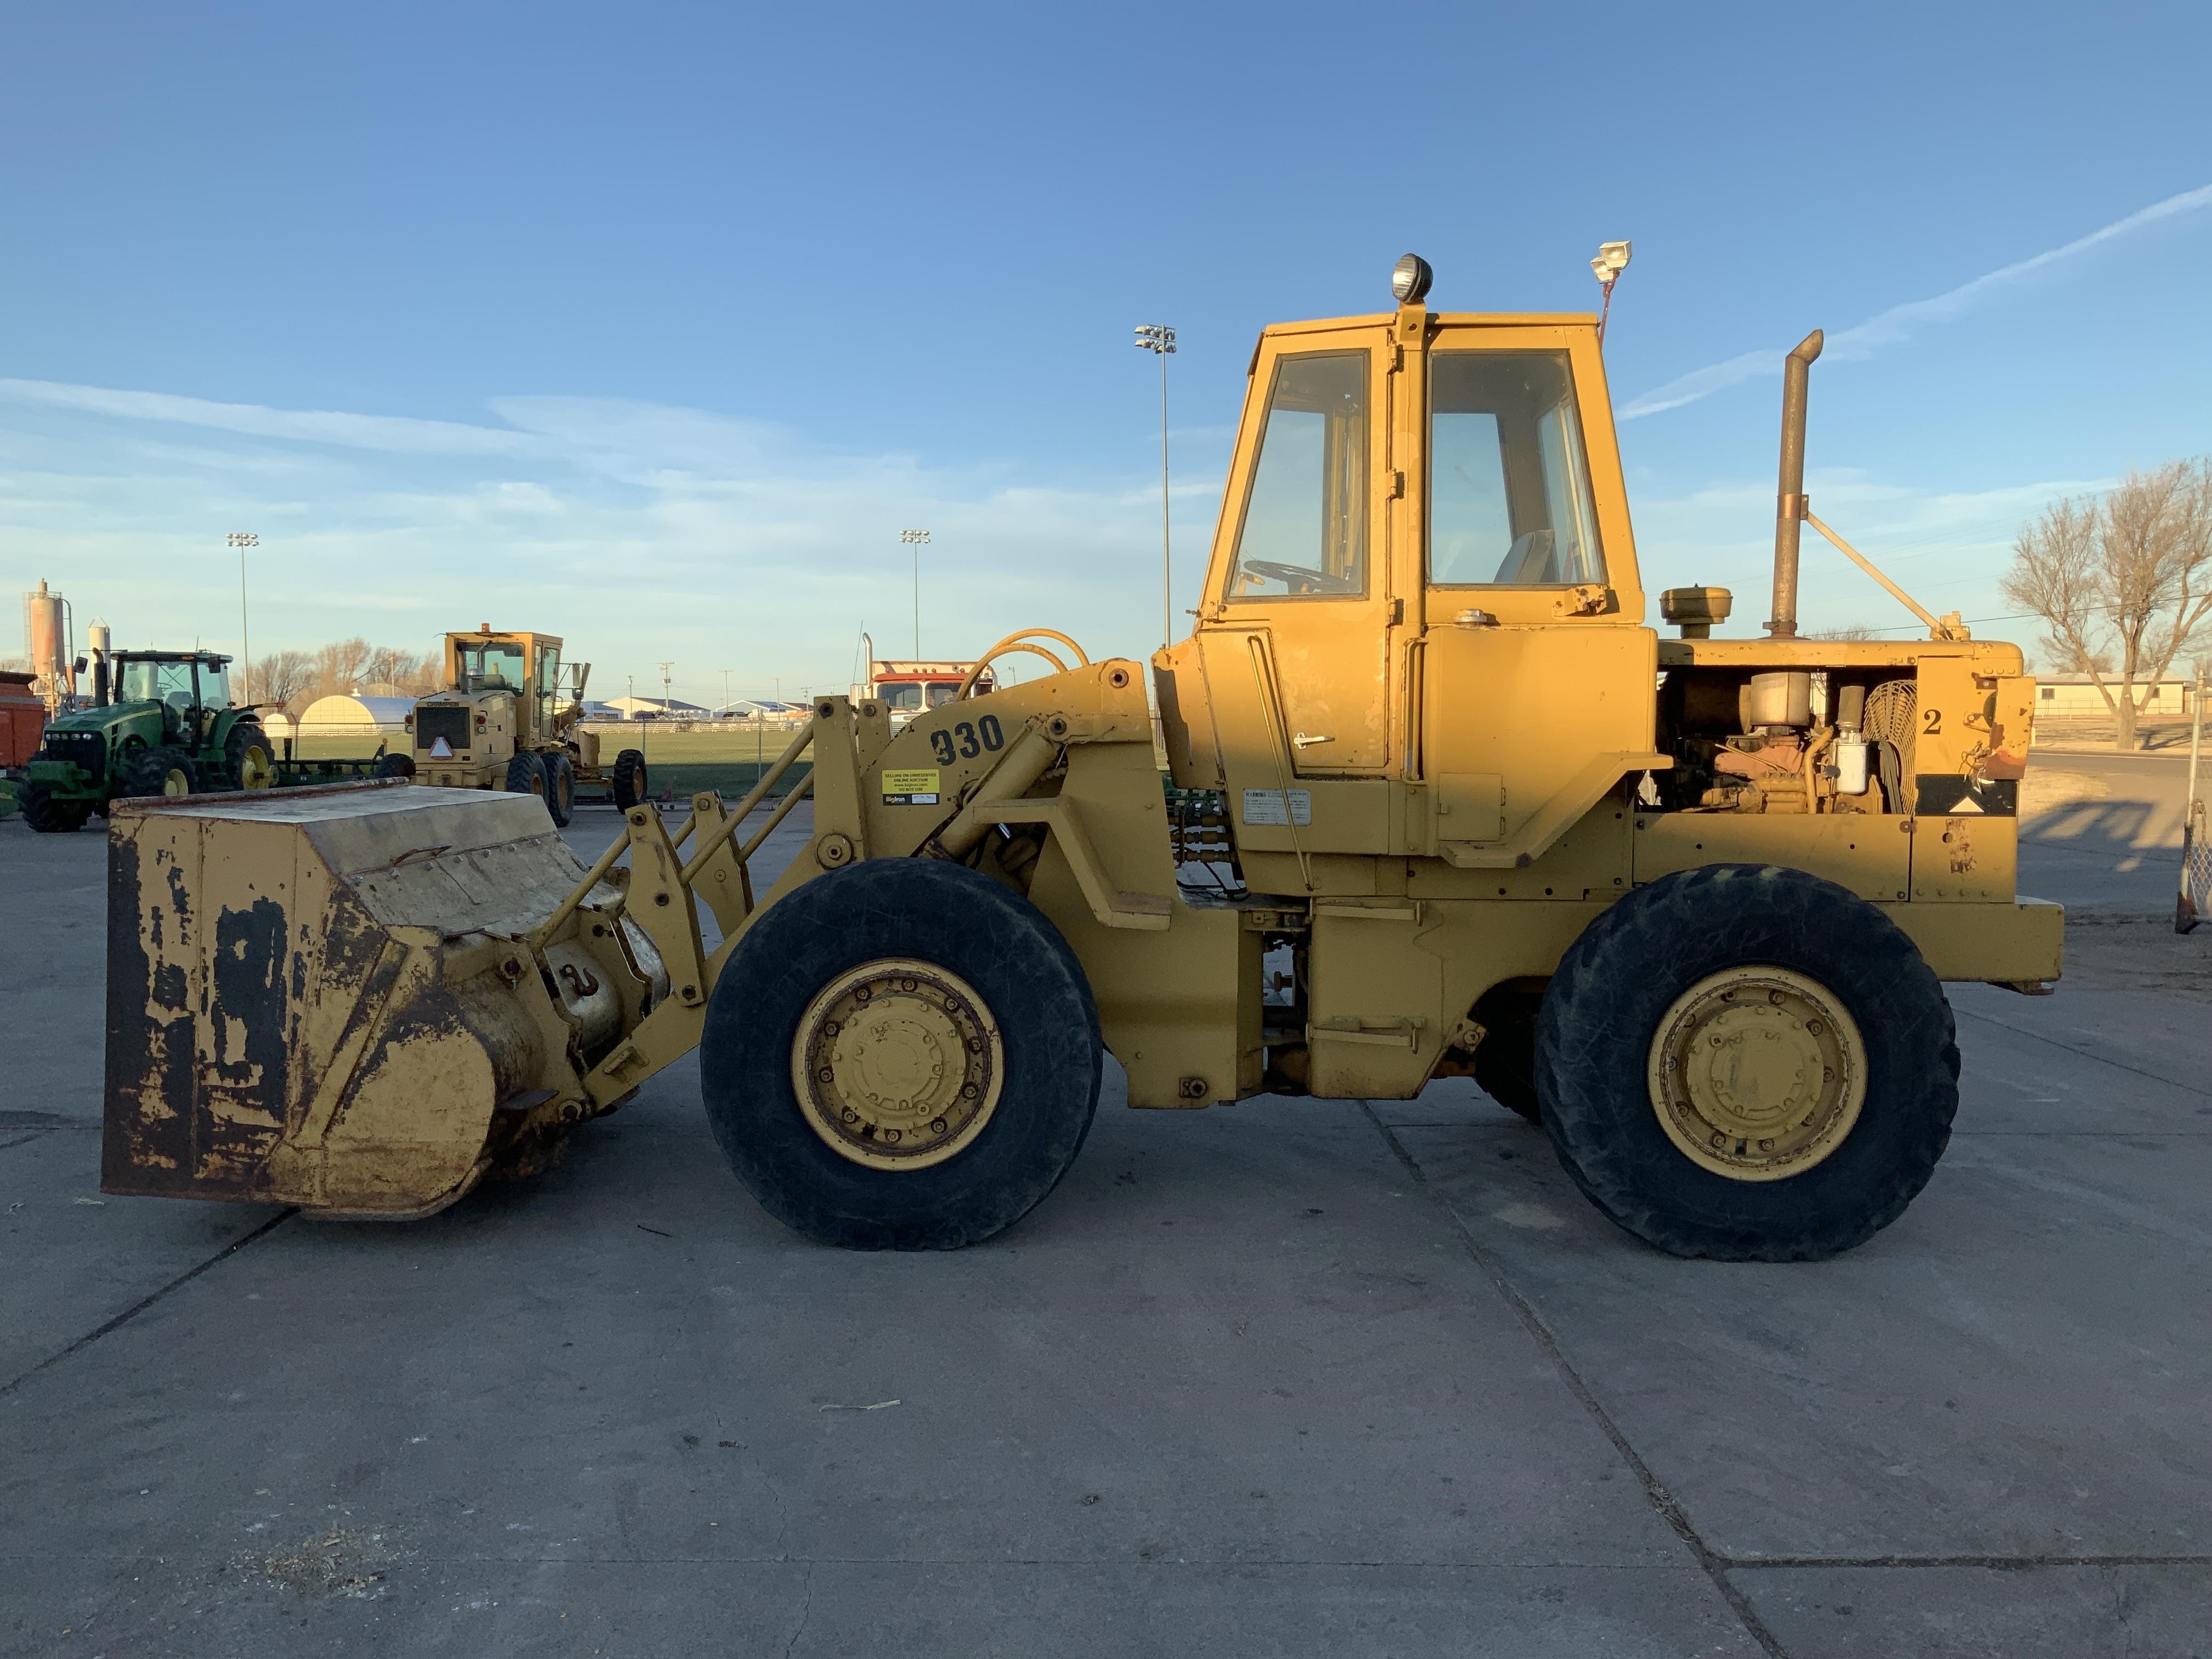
[1240, 788, 1312, 827]
[881, 768, 941, 806]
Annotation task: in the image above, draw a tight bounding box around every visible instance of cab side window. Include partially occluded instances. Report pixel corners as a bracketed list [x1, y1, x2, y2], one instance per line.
[1429, 352, 1604, 586]
[1228, 353, 1370, 600]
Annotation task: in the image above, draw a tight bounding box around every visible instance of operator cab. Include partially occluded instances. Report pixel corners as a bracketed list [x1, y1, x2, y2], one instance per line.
[111, 652, 234, 744]
[1166, 255, 1648, 860]
[441, 628, 567, 744]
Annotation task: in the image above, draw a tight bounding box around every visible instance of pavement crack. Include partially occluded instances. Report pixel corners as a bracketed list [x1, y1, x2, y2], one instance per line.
[782, 1560, 815, 1657]
[1360, 1101, 1792, 1659]
[1954, 1003, 2211, 1098]
[1722, 1551, 2212, 1570]
[0, 1207, 296, 1397]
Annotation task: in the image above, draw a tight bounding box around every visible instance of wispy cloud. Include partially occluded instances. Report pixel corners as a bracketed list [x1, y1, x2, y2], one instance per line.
[0, 377, 539, 456]
[1619, 184, 2212, 419]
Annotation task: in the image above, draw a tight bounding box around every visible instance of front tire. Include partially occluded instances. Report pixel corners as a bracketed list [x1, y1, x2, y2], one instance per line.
[122, 746, 198, 799]
[611, 748, 647, 811]
[504, 751, 547, 802]
[223, 721, 275, 790]
[701, 859, 1102, 1250]
[20, 781, 92, 833]
[1471, 984, 1545, 1125]
[1536, 864, 1957, 1262]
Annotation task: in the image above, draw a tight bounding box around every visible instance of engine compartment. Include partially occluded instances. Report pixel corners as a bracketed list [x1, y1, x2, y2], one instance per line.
[1652, 664, 1922, 817]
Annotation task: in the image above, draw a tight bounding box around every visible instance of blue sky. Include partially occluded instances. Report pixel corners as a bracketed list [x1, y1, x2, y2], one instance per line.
[4, 1, 2210, 703]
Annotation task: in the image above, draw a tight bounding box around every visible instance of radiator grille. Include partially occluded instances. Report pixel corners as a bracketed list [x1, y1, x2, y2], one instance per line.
[39, 729, 105, 788]
[414, 705, 472, 755]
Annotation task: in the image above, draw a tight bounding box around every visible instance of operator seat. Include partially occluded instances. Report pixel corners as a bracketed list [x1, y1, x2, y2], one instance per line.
[1492, 529, 1558, 584]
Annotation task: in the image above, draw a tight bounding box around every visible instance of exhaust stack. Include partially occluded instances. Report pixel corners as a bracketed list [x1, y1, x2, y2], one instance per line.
[1766, 330, 1824, 639]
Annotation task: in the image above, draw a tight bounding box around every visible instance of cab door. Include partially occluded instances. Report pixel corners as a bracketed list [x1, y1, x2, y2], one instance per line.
[1415, 325, 1656, 858]
[1198, 325, 1395, 776]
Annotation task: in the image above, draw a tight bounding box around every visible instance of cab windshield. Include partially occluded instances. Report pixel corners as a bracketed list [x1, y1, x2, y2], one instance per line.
[117, 659, 227, 708]
[456, 640, 526, 691]
[1228, 353, 1369, 600]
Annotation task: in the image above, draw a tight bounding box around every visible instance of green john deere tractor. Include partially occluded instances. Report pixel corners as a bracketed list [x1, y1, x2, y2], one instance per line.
[18, 651, 275, 833]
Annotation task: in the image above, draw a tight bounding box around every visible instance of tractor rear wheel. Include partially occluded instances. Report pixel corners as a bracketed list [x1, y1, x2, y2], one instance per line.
[223, 722, 275, 790]
[504, 751, 548, 802]
[611, 748, 647, 811]
[123, 746, 198, 799]
[373, 753, 416, 780]
[543, 752, 575, 826]
[1536, 864, 1957, 1262]
[701, 858, 1102, 1250]
[20, 781, 92, 833]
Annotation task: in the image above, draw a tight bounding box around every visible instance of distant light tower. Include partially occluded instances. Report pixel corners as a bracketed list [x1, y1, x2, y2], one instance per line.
[658, 661, 675, 716]
[228, 532, 258, 701]
[721, 667, 732, 719]
[900, 529, 930, 657]
[1134, 325, 1176, 650]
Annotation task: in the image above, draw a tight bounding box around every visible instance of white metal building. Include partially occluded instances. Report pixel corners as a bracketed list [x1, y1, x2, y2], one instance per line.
[2033, 674, 2196, 716]
[296, 693, 414, 736]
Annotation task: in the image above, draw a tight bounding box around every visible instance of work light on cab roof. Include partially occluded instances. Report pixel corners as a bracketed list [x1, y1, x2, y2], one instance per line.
[1390, 253, 1434, 303]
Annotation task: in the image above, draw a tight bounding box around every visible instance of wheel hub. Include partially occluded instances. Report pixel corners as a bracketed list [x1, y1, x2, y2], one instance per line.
[1646, 966, 1865, 1181]
[791, 958, 1003, 1170]
[162, 766, 190, 798]
[239, 747, 273, 789]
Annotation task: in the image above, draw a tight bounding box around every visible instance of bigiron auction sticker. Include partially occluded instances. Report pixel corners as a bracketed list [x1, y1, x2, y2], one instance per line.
[881, 768, 941, 806]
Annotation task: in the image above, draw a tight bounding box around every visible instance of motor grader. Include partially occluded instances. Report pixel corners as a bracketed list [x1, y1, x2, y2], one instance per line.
[103, 257, 2060, 1261]
[376, 627, 649, 822]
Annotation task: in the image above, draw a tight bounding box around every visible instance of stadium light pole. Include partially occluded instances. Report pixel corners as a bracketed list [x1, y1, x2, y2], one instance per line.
[900, 529, 930, 657]
[1134, 325, 1176, 650]
[227, 532, 258, 701]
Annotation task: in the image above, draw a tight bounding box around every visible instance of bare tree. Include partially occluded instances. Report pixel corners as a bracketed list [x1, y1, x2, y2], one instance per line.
[251, 649, 316, 710]
[1807, 624, 1880, 641]
[311, 637, 375, 704]
[398, 651, 443, 696]
[2002, 460, 2212, 749]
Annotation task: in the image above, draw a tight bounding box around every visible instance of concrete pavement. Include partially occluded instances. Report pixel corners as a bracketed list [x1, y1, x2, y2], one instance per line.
[3, 769, 2207, 1657]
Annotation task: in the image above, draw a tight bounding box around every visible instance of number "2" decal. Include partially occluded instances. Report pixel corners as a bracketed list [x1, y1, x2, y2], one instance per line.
[928, 714, 1004, 766]
[1922, 708, 1942, 736]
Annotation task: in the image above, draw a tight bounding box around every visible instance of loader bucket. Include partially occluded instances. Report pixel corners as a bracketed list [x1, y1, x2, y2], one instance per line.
[103, 782, 616, 1217]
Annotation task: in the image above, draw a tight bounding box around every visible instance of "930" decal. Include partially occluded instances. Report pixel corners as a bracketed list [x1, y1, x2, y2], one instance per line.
[928, 715, 1004, 765]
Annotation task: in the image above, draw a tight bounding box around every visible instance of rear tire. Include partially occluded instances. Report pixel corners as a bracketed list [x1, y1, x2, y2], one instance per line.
[504, 751, 547, 801]
[222, 721, 275, 790]
[20, 781, 92, 833]
[1536, 864, 1957, 1262]
[122, 746, 198, 799]
[544, 753, 575, 826]
[373, 753, 416, 781]
[701, 859, 1102, 1250]
[611, 748, 647, 811]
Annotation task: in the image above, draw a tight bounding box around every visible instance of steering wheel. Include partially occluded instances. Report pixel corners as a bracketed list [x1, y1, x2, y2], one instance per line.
[1240, 559, 1357, 596]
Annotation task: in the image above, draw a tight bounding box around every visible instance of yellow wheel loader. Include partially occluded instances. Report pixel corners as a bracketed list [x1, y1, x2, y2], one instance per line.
[103, 258, 2061, 1260]
[376, 628, 650, 822]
